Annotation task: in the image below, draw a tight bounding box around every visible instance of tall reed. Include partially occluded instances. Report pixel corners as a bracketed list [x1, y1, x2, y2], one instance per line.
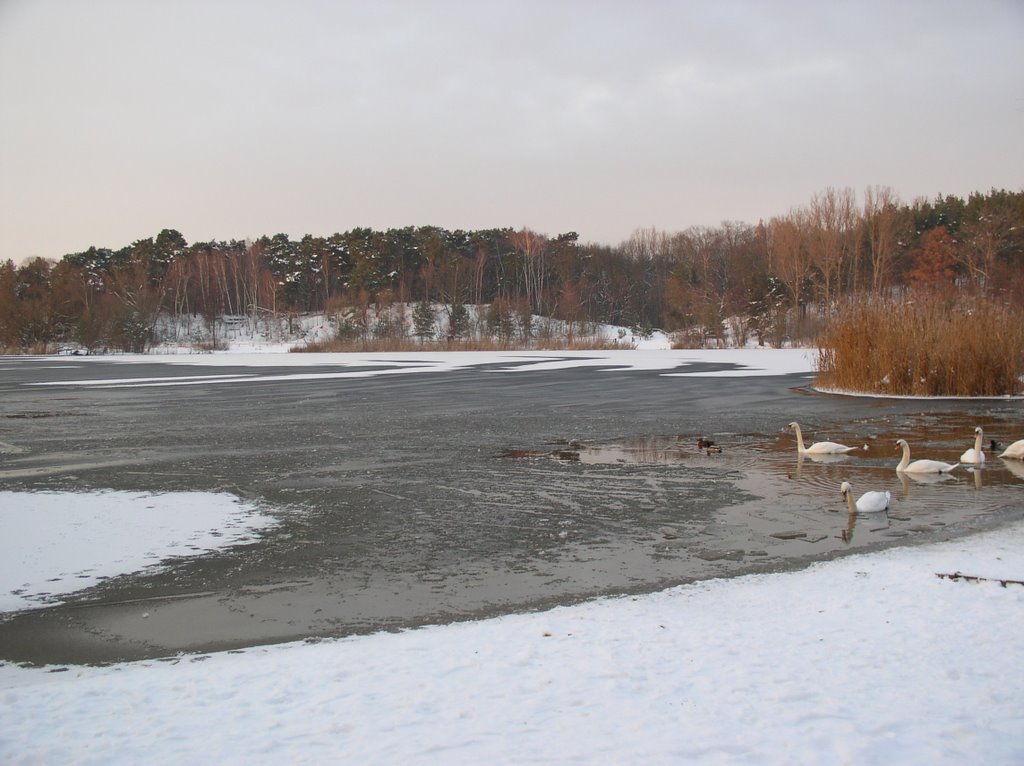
[816, 293, 1024, 397]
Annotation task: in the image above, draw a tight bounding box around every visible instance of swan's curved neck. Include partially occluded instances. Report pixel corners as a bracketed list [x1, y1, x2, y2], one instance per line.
[974, 430, 983, 452]
[844, 489, 857, 514]
[897, 442, 910, 471]
[792, 424, 807, 452]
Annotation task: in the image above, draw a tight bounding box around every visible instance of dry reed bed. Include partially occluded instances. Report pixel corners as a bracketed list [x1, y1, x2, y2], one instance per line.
[816, 294, 1024, 397]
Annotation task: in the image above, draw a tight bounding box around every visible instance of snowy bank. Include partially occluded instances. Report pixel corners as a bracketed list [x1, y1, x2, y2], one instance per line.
[0, 491, 276, 613]
[2, 522, 1023, 765]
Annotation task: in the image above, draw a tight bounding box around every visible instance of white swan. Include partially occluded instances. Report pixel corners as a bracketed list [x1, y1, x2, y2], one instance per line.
[959, 426, 986, 464]
[998, 439, 1024, 460]
[840, 481, 890, 513]
[788, 422, 858, 455]
[895, 438, 959, 474]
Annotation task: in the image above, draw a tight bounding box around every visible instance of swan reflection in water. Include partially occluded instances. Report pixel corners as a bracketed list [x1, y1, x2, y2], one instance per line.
[798, 451, 854, 465]
[840, 509, 890, 543]
[966, 466, 984, 490]
[790, 451, 854, 479]
[897, 470, 956, 495]
[1001, 458, 1024, 481]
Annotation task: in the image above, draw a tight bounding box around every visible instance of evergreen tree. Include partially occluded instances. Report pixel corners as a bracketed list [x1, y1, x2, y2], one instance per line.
[263, 233, 300, 307]
[412, 299, 435, 341]
[486, 298, 516, 342]
[446, 302, 469, 340]
[0, 259, 20, 348]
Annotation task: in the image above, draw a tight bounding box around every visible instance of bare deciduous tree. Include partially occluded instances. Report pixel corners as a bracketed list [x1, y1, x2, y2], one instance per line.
[958, 207, 1013, 295]
[808, 187, 856, 307]
[769, 211, 813, 322]
[862, 186, 905, 293]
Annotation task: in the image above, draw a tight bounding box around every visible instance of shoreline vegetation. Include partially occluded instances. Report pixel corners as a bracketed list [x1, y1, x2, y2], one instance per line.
[815, 293, 1024, 398]
[2, 186, 1022, 396]
[2, 187, 1022, 357]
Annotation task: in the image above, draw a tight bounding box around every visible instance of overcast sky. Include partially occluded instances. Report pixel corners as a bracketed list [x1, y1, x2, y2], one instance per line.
[1, 1, 1022, 262]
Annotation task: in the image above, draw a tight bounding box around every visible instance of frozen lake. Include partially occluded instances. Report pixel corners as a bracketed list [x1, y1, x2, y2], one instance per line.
[1, 350, 1022, 665]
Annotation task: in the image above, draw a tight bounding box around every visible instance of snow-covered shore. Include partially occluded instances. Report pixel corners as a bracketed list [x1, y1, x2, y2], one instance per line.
[2, 522, 1023, 765]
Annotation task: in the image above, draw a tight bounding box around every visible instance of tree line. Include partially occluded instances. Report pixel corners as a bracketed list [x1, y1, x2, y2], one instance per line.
[1, 187, 1022, 352]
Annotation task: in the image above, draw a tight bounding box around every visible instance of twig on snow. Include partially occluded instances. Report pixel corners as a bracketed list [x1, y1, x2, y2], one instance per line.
[936, 571, 1024, 587]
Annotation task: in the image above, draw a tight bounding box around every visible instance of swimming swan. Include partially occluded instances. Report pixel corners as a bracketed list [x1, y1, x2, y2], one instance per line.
[788, 422, 858, 455]
[840, 481, 890, 513]
[959, 426, 986, 464]
[895, 438, 959, 474]
[998, 439, 1024, 460]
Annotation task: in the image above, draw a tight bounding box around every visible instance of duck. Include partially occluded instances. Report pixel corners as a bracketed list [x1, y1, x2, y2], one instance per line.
[787, 422, 859, 455]
[840, 481, 891, 513]
[998, 439, 1024, 460]
[959, 426, 986, 464]
[706, 445, 722, 455]
[697, 437, 715, 449]
[895, 438, 959, 474]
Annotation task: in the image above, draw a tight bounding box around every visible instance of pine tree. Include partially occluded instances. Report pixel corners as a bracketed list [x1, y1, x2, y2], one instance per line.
[412, 300, 435, 342]
[447, 302, 469, 340]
